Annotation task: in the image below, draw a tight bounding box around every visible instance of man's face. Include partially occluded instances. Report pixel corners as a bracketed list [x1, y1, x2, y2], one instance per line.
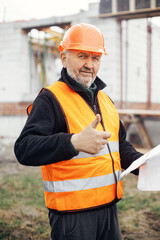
[61, 50, 102, 88]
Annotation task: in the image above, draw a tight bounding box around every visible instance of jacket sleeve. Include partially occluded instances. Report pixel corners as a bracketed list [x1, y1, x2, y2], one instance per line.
[119, 121, 143, 175]
[14, 91, 78, 166]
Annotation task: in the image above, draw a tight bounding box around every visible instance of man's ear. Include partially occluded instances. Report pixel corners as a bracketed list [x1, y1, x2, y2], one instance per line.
[60, 52, 67, 68]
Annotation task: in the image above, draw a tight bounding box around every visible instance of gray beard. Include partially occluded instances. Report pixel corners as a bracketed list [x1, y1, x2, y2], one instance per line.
[67, 69, 94, 89]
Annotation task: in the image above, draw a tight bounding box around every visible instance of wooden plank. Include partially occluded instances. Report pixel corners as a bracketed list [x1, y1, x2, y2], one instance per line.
[98, 7, 160, 19]
[134, 116, 153, 148]
[117, 109, 160, 117]
[119, 112, 155, 148]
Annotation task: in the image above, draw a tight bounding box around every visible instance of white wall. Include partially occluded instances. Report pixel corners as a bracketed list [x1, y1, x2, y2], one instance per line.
[122, 19, 148, 103]
[152, 25, 160, 103]
[0, 23, 30, 102]
[122, 18, 160, 104]
[0, 116, 27, 138]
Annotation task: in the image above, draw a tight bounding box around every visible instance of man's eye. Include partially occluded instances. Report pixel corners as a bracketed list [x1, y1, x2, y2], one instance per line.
[93, 57, 99, 61]
[79, 55, 85, 58]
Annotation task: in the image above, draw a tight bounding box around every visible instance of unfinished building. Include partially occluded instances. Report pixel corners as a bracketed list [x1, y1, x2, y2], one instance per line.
[0, 1, 160, 147]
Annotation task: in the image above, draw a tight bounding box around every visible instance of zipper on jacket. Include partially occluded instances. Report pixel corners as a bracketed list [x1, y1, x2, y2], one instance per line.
[93, 104, 97, 114]
[96, 97, 118, 201]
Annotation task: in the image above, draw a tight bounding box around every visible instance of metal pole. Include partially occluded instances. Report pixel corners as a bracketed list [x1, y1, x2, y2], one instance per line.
[119, 20, 123, 109]
[42, 34, 47, 87]
[147, 19, 152, 109]
[29, 36, 33, 93]
[125, 20, 128, 108]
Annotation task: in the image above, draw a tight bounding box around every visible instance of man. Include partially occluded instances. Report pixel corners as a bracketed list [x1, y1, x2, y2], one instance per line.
[14, 23, 142, 240]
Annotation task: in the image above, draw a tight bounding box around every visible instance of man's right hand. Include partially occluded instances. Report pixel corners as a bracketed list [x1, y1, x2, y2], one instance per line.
[71, 114, 111, 155]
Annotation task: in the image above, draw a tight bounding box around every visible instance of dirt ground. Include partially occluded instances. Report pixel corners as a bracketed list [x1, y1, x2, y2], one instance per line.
[0, 140, 160, 240]
[120, 175, 160, 240]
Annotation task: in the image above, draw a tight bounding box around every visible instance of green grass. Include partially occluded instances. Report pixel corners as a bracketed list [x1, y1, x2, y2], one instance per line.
[118, 194, 135, 211]
[117, 176, 160, 240]
[0, 171, 160, 239]
[118, 191, 160, 214]
[151, 205, 160, 218]
[0, 174, 45, 210]
[0, 172, 50, 239]
[0, 219, 21, 239]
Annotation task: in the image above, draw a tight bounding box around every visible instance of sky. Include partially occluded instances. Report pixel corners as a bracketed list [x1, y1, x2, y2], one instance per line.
[0, 0, 99, 22]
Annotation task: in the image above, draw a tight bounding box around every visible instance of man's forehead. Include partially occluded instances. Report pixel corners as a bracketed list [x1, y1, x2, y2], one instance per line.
[70, 50, 102, 57]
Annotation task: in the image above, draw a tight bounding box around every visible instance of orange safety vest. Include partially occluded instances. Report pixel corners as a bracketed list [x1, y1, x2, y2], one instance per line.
[28, 81, 123, 212]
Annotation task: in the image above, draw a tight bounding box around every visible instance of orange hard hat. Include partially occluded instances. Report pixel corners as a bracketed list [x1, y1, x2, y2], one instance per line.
[58, 23, 107, 55]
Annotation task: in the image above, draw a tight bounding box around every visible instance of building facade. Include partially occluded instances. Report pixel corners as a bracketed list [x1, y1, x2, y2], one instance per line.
[0, 2, 160, 146]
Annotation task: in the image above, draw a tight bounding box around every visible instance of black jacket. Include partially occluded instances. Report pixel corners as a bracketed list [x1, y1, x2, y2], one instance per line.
[14, 68, 142, 175]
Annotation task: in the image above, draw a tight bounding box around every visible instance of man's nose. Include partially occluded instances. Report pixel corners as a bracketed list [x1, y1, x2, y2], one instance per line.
[84, 57, 93, 69]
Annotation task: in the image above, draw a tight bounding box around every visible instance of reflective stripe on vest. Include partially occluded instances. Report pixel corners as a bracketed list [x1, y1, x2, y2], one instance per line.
[43, 170, 121, 193]
[41, 81, 123, 211]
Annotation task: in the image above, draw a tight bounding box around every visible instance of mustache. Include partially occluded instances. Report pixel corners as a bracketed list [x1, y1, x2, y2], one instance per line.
[80, 67, 94, 74]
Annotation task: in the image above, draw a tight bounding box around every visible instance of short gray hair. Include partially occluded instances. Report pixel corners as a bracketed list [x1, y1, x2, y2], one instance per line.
[63, 49, 71, 55]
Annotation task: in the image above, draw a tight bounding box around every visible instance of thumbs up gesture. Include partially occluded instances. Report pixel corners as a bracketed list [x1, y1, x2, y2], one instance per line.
[71, 114, 111, 155]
